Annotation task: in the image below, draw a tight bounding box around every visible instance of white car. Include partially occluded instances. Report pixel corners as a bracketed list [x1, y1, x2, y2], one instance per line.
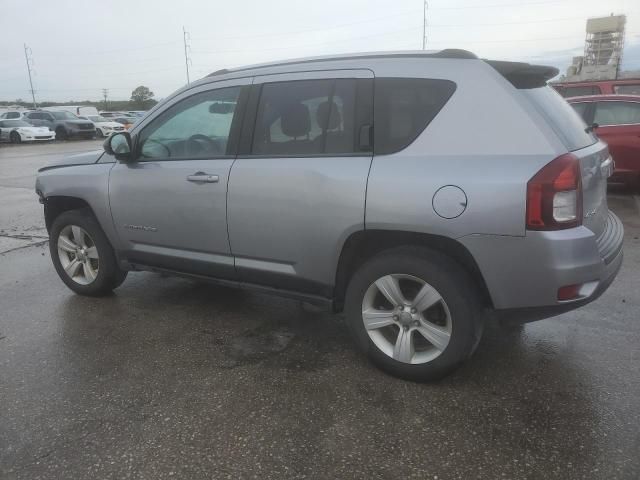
[0, 119, 55, 143]
[0, 110, 32, 120]
[82, 115, 126, 137]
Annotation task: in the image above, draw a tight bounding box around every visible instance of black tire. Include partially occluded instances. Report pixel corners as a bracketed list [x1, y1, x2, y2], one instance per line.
[49, 209, 127, 296]
[55, 127, 67, 141]
[344, 246, 484, 382]
[10, 131, 21, 144]
[96, 128, 104, 138]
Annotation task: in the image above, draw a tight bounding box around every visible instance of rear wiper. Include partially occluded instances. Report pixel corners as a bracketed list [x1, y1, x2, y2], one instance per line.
[585, 122, 599, 133]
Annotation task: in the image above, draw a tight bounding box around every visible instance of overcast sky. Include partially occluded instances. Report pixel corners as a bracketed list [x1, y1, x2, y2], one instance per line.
[1, 0, 639, 102]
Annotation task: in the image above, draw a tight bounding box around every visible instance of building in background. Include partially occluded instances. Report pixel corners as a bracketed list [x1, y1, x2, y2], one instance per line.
[563, 14, 626, 82]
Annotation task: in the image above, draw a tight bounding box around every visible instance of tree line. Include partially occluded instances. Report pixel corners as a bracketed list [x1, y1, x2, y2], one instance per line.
[1, 86, 158, 111]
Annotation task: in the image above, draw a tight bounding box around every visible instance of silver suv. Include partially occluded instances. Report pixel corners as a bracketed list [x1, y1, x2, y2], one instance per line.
[35, 50, 623, 381]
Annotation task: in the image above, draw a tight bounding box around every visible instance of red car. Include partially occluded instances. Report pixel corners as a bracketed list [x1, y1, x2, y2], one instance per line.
[553, 78, 640, 98]
[568, 94, 640, 187]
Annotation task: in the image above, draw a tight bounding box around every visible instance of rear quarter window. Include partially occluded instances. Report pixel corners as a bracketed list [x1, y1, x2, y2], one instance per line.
[521, 86, 596, 151]
[374, 78, 456, 155]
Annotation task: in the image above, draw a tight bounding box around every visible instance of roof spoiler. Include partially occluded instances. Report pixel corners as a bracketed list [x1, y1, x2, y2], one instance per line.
[485, 60, 559, 89]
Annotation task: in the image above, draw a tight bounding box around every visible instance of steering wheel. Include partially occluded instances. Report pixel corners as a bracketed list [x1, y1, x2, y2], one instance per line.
[187, 134, 222, 155]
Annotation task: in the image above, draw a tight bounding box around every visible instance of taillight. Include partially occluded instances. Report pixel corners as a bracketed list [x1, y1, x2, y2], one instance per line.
[526, 153, 582, 230]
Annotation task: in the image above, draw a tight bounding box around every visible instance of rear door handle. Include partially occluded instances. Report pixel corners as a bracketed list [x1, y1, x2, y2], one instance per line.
[187, 172, 219, 183]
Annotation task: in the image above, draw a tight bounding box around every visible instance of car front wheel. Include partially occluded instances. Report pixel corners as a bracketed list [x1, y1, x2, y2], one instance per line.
[345, 247, 484, 381]
[49, 209, 127, 296]
[10, 131, 21, 144]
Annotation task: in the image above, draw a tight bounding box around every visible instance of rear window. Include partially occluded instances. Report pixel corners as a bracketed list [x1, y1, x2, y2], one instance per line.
[374, 78, 456, 155]
[613, 84, 640, 95]
[521, 86, 596, 151]
[558, 85, 601, 98]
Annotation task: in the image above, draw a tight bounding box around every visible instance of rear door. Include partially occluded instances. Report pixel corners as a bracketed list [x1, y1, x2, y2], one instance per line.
[593, 100, 640, 178]
[227, 70, 374, 296]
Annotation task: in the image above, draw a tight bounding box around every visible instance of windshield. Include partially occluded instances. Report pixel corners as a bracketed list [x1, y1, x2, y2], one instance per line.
[3, 120, 31, 127]
[88, 115, 107, 122]
[520, 86, 597, 151]
[51, 111, 79, 120]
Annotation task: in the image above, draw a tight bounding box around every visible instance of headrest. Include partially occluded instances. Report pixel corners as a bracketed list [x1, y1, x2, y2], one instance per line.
[316, 101, 341, 130]
[281, 103, 310, 138]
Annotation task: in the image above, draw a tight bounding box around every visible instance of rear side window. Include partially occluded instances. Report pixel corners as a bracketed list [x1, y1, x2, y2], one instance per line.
[613, 84, 640, 95]
[594, 101, 640, 126]
[6, 112, 20, 119]
[521, 86, 596, 151]
[374, 78, 456, 155]
[559, 85, 601, 98]
[252, 79, 359, 156]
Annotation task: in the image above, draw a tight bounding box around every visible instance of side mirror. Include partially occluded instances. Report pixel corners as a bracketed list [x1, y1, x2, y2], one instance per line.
[104, 131, 133, 161]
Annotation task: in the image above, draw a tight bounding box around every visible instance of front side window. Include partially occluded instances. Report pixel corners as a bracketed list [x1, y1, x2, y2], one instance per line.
[594, 101, 640, 126]
[613, 84, 640, 95]
[51, 111, 78, 120]
[6, 112, 20, 119]
[139, 86, 242, 160]
[374, 78, 456, 155]
[252, 79, 358, 156]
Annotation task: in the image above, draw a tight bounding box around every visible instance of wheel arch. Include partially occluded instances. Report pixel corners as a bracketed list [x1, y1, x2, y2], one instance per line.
[333, 229, 494, 312]
[44, 196, 94, 233]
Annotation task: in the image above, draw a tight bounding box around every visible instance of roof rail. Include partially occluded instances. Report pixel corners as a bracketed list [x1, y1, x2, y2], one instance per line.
[206, 49, 477, 77]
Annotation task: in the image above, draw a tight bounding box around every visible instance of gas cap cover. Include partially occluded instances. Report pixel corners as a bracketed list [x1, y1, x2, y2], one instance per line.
[432, 185, 467, 219]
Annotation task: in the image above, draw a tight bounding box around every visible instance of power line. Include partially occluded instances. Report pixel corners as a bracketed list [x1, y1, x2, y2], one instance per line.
[23, 44, 37, 108]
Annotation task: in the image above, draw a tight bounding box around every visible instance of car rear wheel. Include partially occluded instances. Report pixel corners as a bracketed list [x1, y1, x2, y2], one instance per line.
[10, 131, 21, 144]
[49, 209, 127, 296]
[345, 246, 484, 381]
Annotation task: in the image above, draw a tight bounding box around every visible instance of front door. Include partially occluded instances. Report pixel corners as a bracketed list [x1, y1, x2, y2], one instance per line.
[227, 70, 374, 296]
[109, 79, 249, 279]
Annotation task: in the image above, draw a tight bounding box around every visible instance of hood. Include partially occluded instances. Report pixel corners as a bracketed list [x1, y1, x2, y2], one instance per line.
[38, 150, 104, 172]
[65, 119, 92, 125]
[17, 126, 49, 131]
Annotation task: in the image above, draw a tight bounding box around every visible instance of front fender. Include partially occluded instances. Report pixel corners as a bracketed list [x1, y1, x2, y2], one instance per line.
[36, 163, 120, 250]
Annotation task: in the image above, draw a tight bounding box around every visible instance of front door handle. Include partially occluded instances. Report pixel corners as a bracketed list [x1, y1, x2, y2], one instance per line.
[187, 172, 219, 183]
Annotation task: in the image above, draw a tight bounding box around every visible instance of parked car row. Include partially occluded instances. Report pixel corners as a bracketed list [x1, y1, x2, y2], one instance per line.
[0, 108, 144, 143]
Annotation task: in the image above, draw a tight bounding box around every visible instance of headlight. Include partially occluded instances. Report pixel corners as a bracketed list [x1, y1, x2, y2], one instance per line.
[102, 125, 113, 130]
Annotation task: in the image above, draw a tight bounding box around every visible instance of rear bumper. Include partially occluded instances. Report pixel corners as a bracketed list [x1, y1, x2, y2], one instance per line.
[459, 210, 624, 320]
[493, 245, 623, 324]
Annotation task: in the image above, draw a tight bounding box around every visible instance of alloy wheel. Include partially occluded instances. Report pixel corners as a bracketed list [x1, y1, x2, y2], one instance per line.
[57, 225, 100, 285]
[361, 274, 452, 364]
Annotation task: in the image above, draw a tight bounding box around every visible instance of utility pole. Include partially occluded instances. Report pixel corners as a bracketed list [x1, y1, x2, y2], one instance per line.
[183, 26, 191, 85]
[102, 88, 109, 111]
[23, 44, 37, 108]
[422, 0, 428, 50]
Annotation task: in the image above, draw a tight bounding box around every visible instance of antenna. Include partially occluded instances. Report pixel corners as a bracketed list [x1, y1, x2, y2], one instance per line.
[183, 26, 192, 84]
[23, 44, 37, 108]
[422, 0, 428, 50]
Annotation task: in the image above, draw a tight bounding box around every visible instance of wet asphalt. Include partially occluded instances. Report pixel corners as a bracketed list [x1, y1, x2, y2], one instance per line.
[0, 141, 639, 479]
